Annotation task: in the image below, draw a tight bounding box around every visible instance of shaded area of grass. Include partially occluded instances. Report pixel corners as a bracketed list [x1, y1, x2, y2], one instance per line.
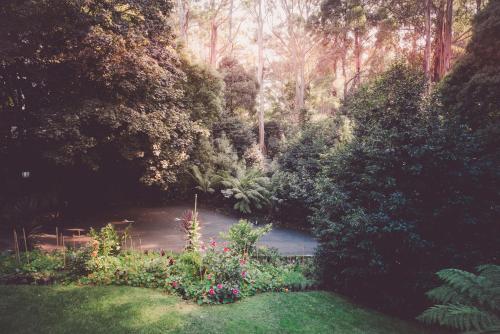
[0, 285, 440, 334]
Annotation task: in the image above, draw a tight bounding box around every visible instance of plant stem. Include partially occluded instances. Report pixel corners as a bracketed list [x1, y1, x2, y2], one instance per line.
[22, 228, 30, 264]
[62, 235, 66, 267]
[13, 229, 20, 263]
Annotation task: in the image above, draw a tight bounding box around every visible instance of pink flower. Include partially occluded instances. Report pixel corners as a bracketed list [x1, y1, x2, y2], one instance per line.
[210, 240, 216, 247]
[239, 259, 246, 265]
[241, 271, 247, 278]
[209, 288, 215, 295]
[172, 281, 177, 288]
[217, 283, 223, 289]
[223, 247, 230, 252]
[207, 274, 212, 280]
[232, 288, 239, 295]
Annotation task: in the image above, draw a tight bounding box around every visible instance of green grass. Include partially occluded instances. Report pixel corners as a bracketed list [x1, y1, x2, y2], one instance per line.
[0, 285, 440, 334]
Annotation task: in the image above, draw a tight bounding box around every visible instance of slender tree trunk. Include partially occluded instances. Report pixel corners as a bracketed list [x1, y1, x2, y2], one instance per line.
[228, 0, 234, 55]
[177, 0, 189, 46]
[354, 29, 361, 87]
[297, 52, 305, 111]
[424, 0, 432, 80]
[256, 0, 265, 154]
[209, 20, 218, 66]
[433, 0, 453, 81]
[341, 41, 347, 98]
[443, 0, 453, 74]
[476, 0, 482, 12]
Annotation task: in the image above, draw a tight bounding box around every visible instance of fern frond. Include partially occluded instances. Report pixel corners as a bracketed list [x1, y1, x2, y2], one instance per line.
[436, 269, 494, 306]
[418, 304, 499, 333]
[427, 285, 470, 305]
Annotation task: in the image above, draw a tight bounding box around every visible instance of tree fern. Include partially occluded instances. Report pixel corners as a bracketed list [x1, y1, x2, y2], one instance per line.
[418, 265, 500, 333]
[220, 168, 270, 213]
[190, 166, 218, 193]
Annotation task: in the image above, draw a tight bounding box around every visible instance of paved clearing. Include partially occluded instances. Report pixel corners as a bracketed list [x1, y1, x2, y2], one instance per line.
[3, 204, 317, 255]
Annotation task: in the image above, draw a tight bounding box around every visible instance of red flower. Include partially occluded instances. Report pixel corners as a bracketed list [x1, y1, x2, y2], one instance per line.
[241, 271, 247, 278]
[232, 288, 239, 295]
[210, 240, 216, 247]
[209, 288, 215, 295]
[223, 247, 230, 252]
[217, 283, 223, 289]
[172, 281, 177, 288]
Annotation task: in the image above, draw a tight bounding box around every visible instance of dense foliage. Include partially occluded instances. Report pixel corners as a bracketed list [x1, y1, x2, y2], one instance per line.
[0, 0, 200, 199]
[271, 118, 352, 228]
[418, 265, 500, 333]
[312, 56, 499, 314]
[218, 57, 259, 115]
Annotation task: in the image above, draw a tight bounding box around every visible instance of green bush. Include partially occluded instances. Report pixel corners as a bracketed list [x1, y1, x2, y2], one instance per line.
[0, 249, 89, 284]
[271, 118, 351, 229]
[220, 220, 272, 256]
[89, 224, 129, 257]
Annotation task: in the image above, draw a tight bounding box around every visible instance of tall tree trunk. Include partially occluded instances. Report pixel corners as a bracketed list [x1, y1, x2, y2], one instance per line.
[424, 0, 432, 80]
[433, 0, 453, 81]
[228, 0, 234, 55]
[209, 20, 218, 66]
[297, 52, 305, 111]
[342, 33, 348, 98]
[256, 0, 265, 154]
[354, 29, 361, 87]
[177, 0, 189, 46]
[443, 0, 453, 73]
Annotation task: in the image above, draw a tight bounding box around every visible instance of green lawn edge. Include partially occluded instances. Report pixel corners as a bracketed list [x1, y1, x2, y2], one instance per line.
[0, 285, 443, 334]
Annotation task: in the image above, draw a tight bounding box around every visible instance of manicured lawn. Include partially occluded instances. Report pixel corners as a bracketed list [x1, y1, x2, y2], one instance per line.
[0, 285, 440, 334]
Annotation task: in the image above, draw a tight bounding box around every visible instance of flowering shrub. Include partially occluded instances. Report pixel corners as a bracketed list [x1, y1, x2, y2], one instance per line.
[88, 223, 129, 256]
[198, 241, 244, 304]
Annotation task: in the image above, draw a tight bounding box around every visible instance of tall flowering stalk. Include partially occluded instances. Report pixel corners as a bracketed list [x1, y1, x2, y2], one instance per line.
[181, 195, 201, 251]
[181, 210, 201, 251]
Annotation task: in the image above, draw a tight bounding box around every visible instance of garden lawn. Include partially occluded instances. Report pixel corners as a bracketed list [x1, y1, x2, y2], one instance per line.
[0, 285, 439, 334]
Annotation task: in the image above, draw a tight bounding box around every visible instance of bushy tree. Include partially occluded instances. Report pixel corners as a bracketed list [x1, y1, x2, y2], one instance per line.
[213, 111, 256, 157]
[271, 118, 351, 228]
[180, 58, 224, 128]
[438, 0, 500, 135]
[0, 0, 199, 198]
[312, 62, 499, 315]
[218, 57, 259, 115]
